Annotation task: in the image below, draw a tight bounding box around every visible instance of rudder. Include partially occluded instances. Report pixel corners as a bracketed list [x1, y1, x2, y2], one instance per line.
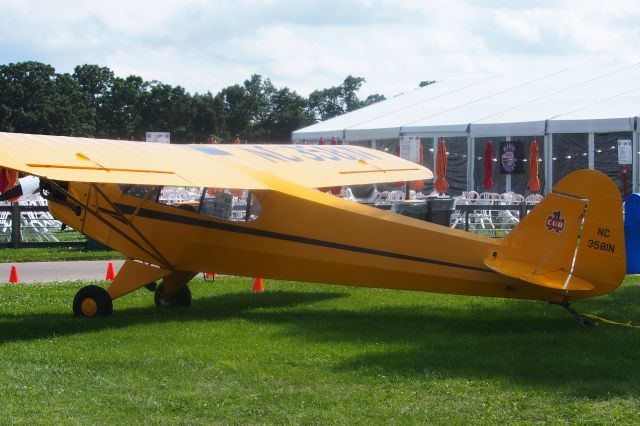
[486, 170, 625, 299]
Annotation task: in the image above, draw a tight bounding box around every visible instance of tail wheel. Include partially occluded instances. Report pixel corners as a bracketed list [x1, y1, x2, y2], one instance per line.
[73, 285, 113, 317]
[154, 283, 191, 308]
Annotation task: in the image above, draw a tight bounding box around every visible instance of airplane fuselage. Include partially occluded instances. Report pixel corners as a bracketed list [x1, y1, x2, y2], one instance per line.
[46, 180, 576, 304]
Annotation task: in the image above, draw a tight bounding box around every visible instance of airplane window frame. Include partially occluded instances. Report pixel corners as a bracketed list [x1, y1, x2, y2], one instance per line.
[154, 186, 260, 222]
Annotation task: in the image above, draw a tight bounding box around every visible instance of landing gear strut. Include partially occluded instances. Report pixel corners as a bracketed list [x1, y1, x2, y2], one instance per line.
[551, 300, 594, 327]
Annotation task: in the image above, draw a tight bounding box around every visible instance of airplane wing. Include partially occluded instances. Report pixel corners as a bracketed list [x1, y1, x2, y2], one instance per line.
[0, 133, 432, 189]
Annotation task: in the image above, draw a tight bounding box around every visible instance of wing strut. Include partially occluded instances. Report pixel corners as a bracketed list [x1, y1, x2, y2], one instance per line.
[45, 179, 172, 270]
[91, 183, 173, 269]
[91, 184, 173, 269]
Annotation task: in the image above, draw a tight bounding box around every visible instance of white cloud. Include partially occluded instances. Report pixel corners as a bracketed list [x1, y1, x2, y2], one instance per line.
[0, 0, 638, 97]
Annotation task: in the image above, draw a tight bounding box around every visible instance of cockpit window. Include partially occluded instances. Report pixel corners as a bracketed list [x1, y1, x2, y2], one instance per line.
[155, 186, 260, 221]
[157, 186, 201, 210]
[200, 188, 260, 221]
[119, 184, 159, 199]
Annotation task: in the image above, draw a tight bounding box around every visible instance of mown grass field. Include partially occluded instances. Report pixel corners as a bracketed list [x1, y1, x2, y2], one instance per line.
[0, 247, 124, 263]
[1, 276, 639, 424]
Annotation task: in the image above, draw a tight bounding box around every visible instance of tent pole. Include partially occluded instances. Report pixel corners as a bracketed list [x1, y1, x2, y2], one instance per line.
[371, 140, 378, 194]
[634, 125, 639, 193]
[544, 133, 553, 194]
[433, 137, 438, 182]
[467, 134, 474, 192]
[588, 132, 595, 169]
[505, 136, 512, 192]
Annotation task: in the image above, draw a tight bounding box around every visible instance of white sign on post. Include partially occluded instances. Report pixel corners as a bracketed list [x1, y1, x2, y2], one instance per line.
[399, 136, 421, 163]
[618, 139, 632, 165]
[145, 132, 170, 144]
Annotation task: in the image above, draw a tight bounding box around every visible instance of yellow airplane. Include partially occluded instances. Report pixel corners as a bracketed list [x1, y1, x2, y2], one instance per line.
[0, 133, 626, 325]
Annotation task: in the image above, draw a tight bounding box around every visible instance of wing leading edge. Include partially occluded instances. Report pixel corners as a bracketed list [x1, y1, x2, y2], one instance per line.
[0, 133, 432, 189]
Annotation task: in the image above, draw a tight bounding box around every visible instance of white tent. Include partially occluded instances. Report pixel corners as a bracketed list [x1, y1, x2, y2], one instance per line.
[292, 64, 640, 195]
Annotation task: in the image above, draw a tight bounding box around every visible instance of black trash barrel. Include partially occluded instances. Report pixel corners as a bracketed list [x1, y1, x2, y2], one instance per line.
[427, 197, 456, 227]
[392, 200, 430, 221]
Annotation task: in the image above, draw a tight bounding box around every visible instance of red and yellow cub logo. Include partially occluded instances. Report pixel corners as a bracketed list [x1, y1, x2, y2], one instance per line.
[545, 210, 565, 233]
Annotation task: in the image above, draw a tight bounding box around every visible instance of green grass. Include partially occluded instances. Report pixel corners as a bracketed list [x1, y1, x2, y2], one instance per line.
[0, 247, 124, 263]
[1, 276, 640, 424]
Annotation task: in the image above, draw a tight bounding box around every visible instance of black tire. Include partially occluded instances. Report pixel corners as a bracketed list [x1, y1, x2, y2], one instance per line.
[154, 283, 191, 308]
[144, 282, 158, 292]
[73, 285, 113, 317]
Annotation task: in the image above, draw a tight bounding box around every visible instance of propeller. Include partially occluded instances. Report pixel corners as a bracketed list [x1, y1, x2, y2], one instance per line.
[0, 176, 40, 201]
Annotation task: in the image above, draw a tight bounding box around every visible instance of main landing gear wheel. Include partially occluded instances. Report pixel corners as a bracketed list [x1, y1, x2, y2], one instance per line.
[154, 283, 191, 308]
[73, 285, 113, 317]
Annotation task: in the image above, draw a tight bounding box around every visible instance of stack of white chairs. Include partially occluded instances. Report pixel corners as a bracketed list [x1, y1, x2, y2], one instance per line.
[479, 192, 501, 203]
[469, 192, 499, 236]
[525, 193, 544, 205]
[499, 192, 514, 204]
[451, 191, 480, 229]
[13, 195, 62, 242]
[159, 187, 200, 204]
[0, 210, 11, 241]
[449, 191, 544, 237]
[375, 190, 403, 206]
[465, 191, 480, 202]
[387, 190, 406, 203]
[411, 190, 427, 200]
[362, 190, 382, 204]
[450, 196, 467, 229]
[495, 192, 523, 230]
[339, 187, 356, 201]
[511, 193, 525, 203]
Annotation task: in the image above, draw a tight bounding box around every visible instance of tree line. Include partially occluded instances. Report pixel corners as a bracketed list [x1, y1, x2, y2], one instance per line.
[0, 61, 389, 143]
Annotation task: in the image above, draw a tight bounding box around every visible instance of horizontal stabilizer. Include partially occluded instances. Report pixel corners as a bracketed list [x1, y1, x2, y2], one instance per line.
[484, 256, 594, 291]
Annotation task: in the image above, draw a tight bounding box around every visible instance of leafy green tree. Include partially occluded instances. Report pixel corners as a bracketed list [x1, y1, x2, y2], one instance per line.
[190, 92, 225, 143]
[419, 80, 436, 87]
[342, 75, 367, 112]
[307, 85, 343, 122]
[0, 61, 403, 143]
[242, 74, 274, 140]
[101, 75, 147, 140]
[363, 93, 386, 105]
[218, 83, 250, 139]
[140, 82, 194, 143]
[72, 65, 114, 134]
[50, 73, 95, 136]
[73, 65, 114, 107]
[263, 87, 313, 141]
[0, 61, 57, 133]
[306, 75, 385, 122]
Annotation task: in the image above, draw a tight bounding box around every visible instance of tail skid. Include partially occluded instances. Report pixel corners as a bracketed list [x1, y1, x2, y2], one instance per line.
[485, 170, 625, 300]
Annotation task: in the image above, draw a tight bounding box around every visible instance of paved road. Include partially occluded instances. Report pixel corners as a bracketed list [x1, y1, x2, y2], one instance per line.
[0, 260, 126, 283]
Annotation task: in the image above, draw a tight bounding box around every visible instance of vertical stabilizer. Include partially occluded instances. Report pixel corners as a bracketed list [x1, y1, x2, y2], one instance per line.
[485, 170, 625, 299]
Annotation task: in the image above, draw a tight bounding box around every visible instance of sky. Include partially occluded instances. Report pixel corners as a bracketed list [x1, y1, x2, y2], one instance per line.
[0, 0, 639, 98]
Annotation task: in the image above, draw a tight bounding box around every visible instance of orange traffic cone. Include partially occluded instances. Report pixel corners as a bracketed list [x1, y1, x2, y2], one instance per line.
[252, 277, 264, 293]
[105, 262, 115, 281]
[9, 265, 19, 284]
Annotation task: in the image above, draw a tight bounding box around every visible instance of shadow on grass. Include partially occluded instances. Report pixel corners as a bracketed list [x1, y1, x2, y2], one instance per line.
[0, 290, 347, 343]
[243, 285, 640, 397]
[2, 283, 639, 397]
